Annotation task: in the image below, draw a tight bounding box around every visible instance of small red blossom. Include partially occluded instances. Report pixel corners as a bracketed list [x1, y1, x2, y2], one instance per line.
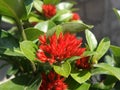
[75, 57, 91, 69]
[42, 4, 56, 18]
[39, 71, 67, 90]
[36, 33, 86, 64]
[71, 13, 80, 20]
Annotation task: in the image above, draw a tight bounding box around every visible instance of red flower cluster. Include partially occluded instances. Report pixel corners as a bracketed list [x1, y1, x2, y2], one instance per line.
[42, 4, 56, 18]
[75, 57, 91, 69]
[71, 13, 80, 20]
[36, 33, 86, 64]
[39, 71, 67, 90]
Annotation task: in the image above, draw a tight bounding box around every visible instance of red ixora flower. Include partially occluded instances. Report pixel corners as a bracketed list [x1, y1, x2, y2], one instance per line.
[42, 4, 56, 18]
[36, 33, 86, 64]
[75, 57, 91, 69]
[39, 71, 67, 90]
[71, 13, 80, 20]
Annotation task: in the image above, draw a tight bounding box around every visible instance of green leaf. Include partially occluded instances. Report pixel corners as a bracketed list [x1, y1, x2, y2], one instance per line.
[0, 30, 23, 56]
[0, 0, 27, 20]
[71, 70, 91, 84]
[43, 0, 60, 5]
[113, 8, 120, 20]
[34, 21, 56, 33]
[85, 30, 98, 51]
[91, 67, 111, 76]
[7, 65, 19, 77]
[75, 83, 90, 90]
[24, 0, 33, 16]
[82, 51, 96, 57]
[66, 56, 80, 62]
[66, 76, 90, 90]
[53, 61, 71, 77]
[46, 22, 93, 37]
[20, 41, 37, 61]
[33, 0, 43, 13]
[24, 28, 44, 41]
[0, 74, 41, 90]
[57, 2, 74, 10]
[94, 63, 120, 80]
[110, 45, 120, 67]
[54, 12, 72, 22]
[55, 25, 63, 37]
[92, 38, 110, 63]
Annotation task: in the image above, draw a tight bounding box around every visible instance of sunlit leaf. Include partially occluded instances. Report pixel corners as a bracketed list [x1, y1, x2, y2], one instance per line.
[71, 70, 91, 84]
[92, 38, 110, 63]
[20, 41, 37, 61]
[85, 30, 98, 51]
[53, 61, 71, 77]
[57, 2, 74, 10]
[94, 63, 120, 80]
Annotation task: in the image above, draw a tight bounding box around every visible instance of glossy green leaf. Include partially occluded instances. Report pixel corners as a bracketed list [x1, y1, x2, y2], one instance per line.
[57, 2, 74, 10]
[1, 16, 15, 24]
[92, 38, 110, 63]
[53, 61, 71, 77]
[46, 22, 93, 37]
[91, 68, 111, 76]
[0, 74, 41, 90]
[20, 41, 37, 61]
[85, 30, 98, 51]
[54, 12, 72, 22]
[113, 8, 120, 20]
[24, 28, 44, 41]
[94, 63, 120, 80]
[24, 0, 33, 16]
[34, 21, 56, 33]
[0, 0, 27, 19]
[110, 45, 120, 67]
[71, 70, 91, 84]
[33, 0, 43, 13]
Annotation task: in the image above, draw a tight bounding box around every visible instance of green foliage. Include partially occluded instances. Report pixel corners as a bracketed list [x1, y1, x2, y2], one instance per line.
[33, 0, 43, 13]
[0, 0, 120, 90]
[110, 45, 120, 67]
[92, 38, 110, 63]
[71, 69, 91, 84]
[46, 22, 93, 37]
[57, 2, 74, 10]
[24, 0, 33, 16]
[0, 0, 27, 20]
[34, 21, 56, 33]
[0, 30, 22, 56]
[85, 30, 98, 51]
[20, 41, 37, 61]
[24, 28, 44, 41]
[0, 74, 41, 90]
[43, 0, 60, 5]
[94, 63, 120, 80]
[113, 8, 120, 20]
[53, 61, 71, 77]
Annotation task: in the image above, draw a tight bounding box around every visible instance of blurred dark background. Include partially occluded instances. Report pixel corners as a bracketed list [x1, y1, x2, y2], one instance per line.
[74, 0, 120, 46]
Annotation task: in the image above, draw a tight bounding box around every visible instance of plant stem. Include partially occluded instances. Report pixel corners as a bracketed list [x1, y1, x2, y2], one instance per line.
[15, 19, 27, 40]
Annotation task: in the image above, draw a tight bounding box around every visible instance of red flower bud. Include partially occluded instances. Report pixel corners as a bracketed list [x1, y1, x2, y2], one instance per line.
[42, 4, 56, 18]
[71, 13, 80, 20]
[75, 57, 91, 69]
